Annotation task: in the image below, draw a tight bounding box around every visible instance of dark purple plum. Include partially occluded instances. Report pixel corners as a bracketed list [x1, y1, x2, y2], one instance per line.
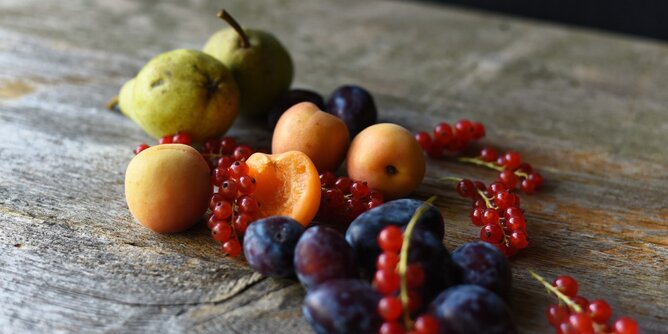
[406, 228, 457, 313]
[267, 89, 325, 129]
[345, 199, 445, 275]
[452, 241, 512, 300]
[303, 279, 381, 334]
[294, 226, 359, 289]
[325, 85, 377, 136]
[429, 285, 516, 334]
[243, 216, 304, 277]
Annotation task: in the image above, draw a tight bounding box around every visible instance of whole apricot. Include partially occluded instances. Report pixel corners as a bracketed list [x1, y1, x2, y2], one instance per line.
[125, 144, 212, 233]
[272, 102, 349, 172]
[346, 123, 425, 199]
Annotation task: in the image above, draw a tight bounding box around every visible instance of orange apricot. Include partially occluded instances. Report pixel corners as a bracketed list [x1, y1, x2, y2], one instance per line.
[124, 144, 211, 233]
[245, 151, 321, 226]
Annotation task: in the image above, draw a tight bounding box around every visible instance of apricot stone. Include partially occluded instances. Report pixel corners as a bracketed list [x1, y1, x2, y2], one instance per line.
[272, 102, 349, 172]
[124, 144, 211, 233]
[346, 123, 425, 199]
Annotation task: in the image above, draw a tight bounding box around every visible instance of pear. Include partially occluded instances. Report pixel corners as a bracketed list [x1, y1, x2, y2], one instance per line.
[119, 49, 240, 142]
[203, 10, 293, 117]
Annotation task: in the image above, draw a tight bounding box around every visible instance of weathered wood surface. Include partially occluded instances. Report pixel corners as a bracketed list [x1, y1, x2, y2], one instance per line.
[1, 0, 667, 333]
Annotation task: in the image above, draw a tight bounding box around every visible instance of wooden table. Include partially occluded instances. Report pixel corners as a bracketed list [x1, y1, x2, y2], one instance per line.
[1, 0, 666, 332]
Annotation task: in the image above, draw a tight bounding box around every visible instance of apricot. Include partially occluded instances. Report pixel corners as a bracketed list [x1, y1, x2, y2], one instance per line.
[124, 144, 212, 233]
[272, 102, 349, 172]
[246, 151, 321, 226]
[346, 123, 425, 199]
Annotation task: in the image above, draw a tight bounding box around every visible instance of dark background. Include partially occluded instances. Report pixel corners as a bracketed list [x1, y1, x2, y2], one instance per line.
[420, 0, 668, 41]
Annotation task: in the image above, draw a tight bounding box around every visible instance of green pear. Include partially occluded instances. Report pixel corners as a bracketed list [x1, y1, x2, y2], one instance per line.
[203, 10, 293, 117]
[119, 49, 240, 142]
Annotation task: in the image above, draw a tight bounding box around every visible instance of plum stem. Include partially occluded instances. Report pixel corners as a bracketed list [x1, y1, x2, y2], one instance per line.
[217, 9, 251, 49]
[398, 195, 437, 329]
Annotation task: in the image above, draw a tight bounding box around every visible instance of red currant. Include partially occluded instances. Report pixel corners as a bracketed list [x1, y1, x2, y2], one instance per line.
[376, 251, 400, 271]
[211, 222, 232, 242]
[172, 132, 192, 145]
[481, 208, 500, 225]
[480, 224, 504, 243]
[220, 137, 237, 155]
[378, 226, 403, 253]
[134, 144, 150, 155]
[334, 176, 353, 193]
[374, 269, 400, 295]
[228, 161, 249, 180]
[213, 200, 233, 220]
[238, 195, 259, 214]
[350, 181, 370, 199]
[480, 147, 498, 162]
[217, 156, 234, 169]
[406, 263, 425, 288]
[233, 144, 253, 161]
[588, 299, 612, 324]
[319, 171, 336, 187]
[415, 131, 433, 151]
[219, 180, 238, 199]
[433, 122, 453, 145]
[379, 322, 404, 334]
[552, 275, 578, 298]
[502, 151, 521, 170]
[378, 296, 403, 321]
[233, 213, 251, 235]
[237, 175, 257, 194]
[613, 317, 639, 334]
[456, 179, 476, 198]
[471, 122, 485, 139]
[470, 207, 484, 226]
[568, 313, 594, 333]
[547, 304, 569, 327]
[414, 314, 439, 334]
[509, 231, 528, 249]
[499, 170, 518, 189]
[222, 239, 241, 257]
[454, 119, 473, 141]
[159, 135, 173, 144]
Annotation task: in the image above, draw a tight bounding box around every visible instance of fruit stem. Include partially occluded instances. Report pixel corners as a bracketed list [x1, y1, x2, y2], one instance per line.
[398, 195, 438, 329]
[477, 189, 497, 210]
[106, 95, 119, 111]
[217, 9, 251, 49]
[459, 157, 529, 179]
[529, 270, 583, 313]
[438, 176, 463, 183]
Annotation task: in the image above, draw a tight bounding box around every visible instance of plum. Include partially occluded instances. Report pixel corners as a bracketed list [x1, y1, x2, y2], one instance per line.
[243, 216, 304, 277]
[451, 241, 512, 300]
[303, 279, 381, 334]
[345, 198, 445, 275]
[267, 89, 325, 129]
[294, 226, 359, 289]
[326, 85, 377, 136]
[429, 285, 516, 334]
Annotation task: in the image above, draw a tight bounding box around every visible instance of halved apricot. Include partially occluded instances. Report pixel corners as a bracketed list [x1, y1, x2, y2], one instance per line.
[246, 151, 321, 227]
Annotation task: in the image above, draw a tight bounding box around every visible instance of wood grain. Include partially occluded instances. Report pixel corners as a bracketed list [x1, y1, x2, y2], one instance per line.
[1, 0, 667, 333]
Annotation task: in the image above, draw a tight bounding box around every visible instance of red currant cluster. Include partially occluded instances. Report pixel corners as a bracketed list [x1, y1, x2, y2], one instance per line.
[207, 159, 259, 257]
[455, 178, 528, 257]
[531, 272, 639, 334]
[374, 226, 439, 334]
[415, 119, 486, 158]
[200, 136, 254, 171]
[133, 132, 193, 155]
[203, 137, 259, 257]
[461, 147, 544, 194]
[317, 172, 384, 225]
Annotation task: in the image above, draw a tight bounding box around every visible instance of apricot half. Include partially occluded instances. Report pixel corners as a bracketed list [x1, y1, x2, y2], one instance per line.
[246, 151, 321, 226]
[124, 144, 212, 233]
[346, 123, 425, 199]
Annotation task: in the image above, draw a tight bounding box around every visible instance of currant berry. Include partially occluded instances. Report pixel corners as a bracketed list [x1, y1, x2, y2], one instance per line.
[376, 251, 400, 271]
[378, 226, 403, 253]
[233, 144, 253, 161]
[613, 317, 639, 334]
[499, 170, 518, 189]
[470, 207, 484, 226]
[374, 269, 400, 295]
[454, 119, 473, 141]
[588, 299, 612, 324]
[217, 156, 234, 169]
[319, 171, 336, 187]
[237, 175, 257, 194]
[471, 122, 485, 140]
[495, 191, 516, 210]
[369, 190, 384, 202]
[480, 224, 504, 243]
[406, 263, 425, 288]
[367, 198, 384, 210]
[350, 181, 370, 199]
[487, 182, 507, 195]
[414, 314, 439, 334]
[415, 131, 433, 151]
[158, 135, 173, 145]
[568, 313, 594, 333]
[480, 147, 498, 162]
[228, 161, 249, 180]
[238, 195, 259, 214]
[233, 213, 251, 235]
[323, 188, 345, 208]
[481, 208, 500, 225]
[546, 304, 569, 327]
[220, 137, 237, 155]
[505, 216, 526, 231]
[509, 231, 528, 249]
[222, 239, 242, 257]
[218, 180, 238, 200]
[502, 151, 521, 170]
[334, 176, 353, 193]
[572, 296, 589, 312]
[213, 167, 227, 186]
[134, 144, 150, 155]
[211, 222, 232, 242]
[433, 122, 453, 145]
[378, 296, 403, 321]
[213, 200, 233, 220]
[379, 322, 404, 334]
[456, 179, 476, 198]
[552, 275, 578, 298]
[172, 132, 192, 145]
[203, 139, 219, 153]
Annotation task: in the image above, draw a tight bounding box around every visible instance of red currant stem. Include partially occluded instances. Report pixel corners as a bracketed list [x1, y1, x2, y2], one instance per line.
[529, 270, 583, 313]
[438, 176, 463, 183]
[398, 195, 438, 329]
[477, 189, 497, 210]
[458, 157, 529, 179]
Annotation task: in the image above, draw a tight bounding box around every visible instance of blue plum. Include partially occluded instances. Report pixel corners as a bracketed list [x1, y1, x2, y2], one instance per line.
[243, 216, 304, 277]
[325, 85, 377, 136]
[303, 279, 381, 334]
[267, 89, 325, 129]
[429, 285, 516, 334]
[294, 226, 359, 289]
[451, 241, 512, 300]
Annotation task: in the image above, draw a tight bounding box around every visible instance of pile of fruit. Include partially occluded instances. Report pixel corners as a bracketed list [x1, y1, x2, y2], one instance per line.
[115, 8, 639, 334]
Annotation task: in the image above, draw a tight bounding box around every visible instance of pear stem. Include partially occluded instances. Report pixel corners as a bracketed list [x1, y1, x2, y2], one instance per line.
[217, 9, 251, 49]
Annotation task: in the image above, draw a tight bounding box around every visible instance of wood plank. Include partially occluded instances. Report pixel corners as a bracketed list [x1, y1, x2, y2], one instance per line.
[1, 0, 667, 332]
